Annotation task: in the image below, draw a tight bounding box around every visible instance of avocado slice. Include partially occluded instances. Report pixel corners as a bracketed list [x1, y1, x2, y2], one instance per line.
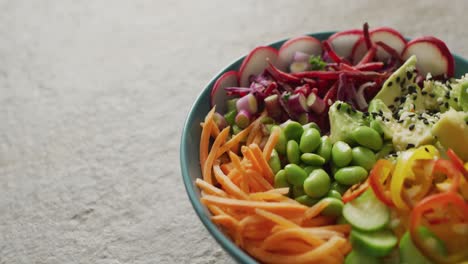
[459, 81, 468, 111]
[368, 99, 436, 152]
[328, 101, 369, 144]
[374, 55, 421, 109]
[432, 109, 468, 160]
[422, 79, 462, 112]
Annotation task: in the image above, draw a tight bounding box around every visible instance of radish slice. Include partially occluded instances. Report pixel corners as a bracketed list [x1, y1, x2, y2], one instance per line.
[370, 27, 406, 61]
[210, 70, 239, 111]
[351, 38, 368, 65]
[327, 29, 363, 59]
[239, 46, 279, 87]
[402, 36, 454, 77]
[351, 27, 406, 64]
[278, 36, 322, 71]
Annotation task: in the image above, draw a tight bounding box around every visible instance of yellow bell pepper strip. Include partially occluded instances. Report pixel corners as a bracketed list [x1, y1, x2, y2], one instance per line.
[390, 145, 439, 210]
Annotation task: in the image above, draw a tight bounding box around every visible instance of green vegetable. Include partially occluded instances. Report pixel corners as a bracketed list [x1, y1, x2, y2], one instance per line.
[300, 153, 326, 166]
[226, 98, 238, 112]
[351, 126, 383, 151]
[332, 141, 353, 167]
[282, 120, 304, 141]
[326, 189, 342, 200]
[320, 197, 343, 216]
[303, 165, 320, 175]
[399, 231, 432, 264]
[345, 249, 380, 264]
[343, 189, 390, 231]
[350, 229, 398, 257]
[292, 185, 306, 198]
[334, 166, 368, 185]
[286, 140, 301, 164]
[268, 149, 282, 174]
[302, 122, 321, 134]
[295, 195, 319, 206]
[299, 128, 321, 153]
[273, 126, 287, 155]
[309, 55, 327, 70]
[274, 170, 289, 188]
[224, 110, 237, 126]
[330, 181, 349, 195]
[351, 147, 377, 171]
[317, 136, 332, 163]
[284, 164, 308, 186]
[303, 169, 330, 198]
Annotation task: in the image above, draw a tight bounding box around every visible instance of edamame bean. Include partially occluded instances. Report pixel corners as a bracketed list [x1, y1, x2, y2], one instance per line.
[327, 189, 342, 200]
[295, 195, 319, 206]
[351, 126, 383, 151]
[370, 120, 384, 136]
[334, 166, 368, 185]
[284, 164, 308, 186]
[300, 153, 325, 166]
[303, 169, 330, 198]
[321, 197, 344, 216]
[351, 146, 377, 171]
[330, 181, 349, 195]
[376, 142, 394, 160]
[268, 149, 282, 174]
[303, 165, 320, 175]
[317, 136, 332, 163]
[302, 122, 321, 134]
[273, 126, 287, 155]
[299, 128, 321, 153]
[282, 120, 304, 141]
[332, 141, 352, 167]
[274, 170, 289, 188]
[286, 140, 300, 164]
[292, 185, 306, 198]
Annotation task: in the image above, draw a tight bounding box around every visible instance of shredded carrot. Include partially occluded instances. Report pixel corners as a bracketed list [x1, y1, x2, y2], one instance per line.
[245, 169, 274, 191]
[201, 195, 308, 215]
[195, 178, 227, 197]
[213, 163, 249, 200]
[255, 208, 299, 228]
[249, 144, 274, 184]
[203, 127, 230, 184]
[263, 126, 280, 160]
[197, 109, 351, 263]
[200, 107, 216, 171]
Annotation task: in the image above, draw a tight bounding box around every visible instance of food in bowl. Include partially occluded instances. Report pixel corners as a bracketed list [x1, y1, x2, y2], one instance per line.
[195, 23, 468, 263]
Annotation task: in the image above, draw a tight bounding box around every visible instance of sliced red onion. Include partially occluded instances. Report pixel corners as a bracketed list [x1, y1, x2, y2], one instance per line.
[293, 51, 311, 63]
[236, 93, 258, 114]
[356, 82, 376, 109]
[289, 61, 311, 73]
[306, 92, 326, 114]
[293, 84, 311, 96]
[213, 112, 227, 130]
[235, 109, 251, 128]
[287, 93, 308, 114]
[264, 94, 282, 120]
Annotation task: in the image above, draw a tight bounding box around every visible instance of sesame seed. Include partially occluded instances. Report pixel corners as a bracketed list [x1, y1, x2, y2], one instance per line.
[394, 97, 400, 102]
[406, 71, 413, 80]
[454, 98, 459, 103]
[421, 91, 428, 95]
[425, 147, 429, 152]
[409, 124, 415, 131]
[429, 93, 436, 98]
[388, 81, 393, 87]
[337, 103, 342, 110]
[445, 102, 449, 108]
[424, 119, 429, 125]
[407, 143, 415, 149]
[396, 77, 401, 83]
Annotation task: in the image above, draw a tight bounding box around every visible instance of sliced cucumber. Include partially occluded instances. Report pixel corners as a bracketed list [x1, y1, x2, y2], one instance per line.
[350, 229, 398, 257]
[399, 231, 432, 264]
[345, 249, 380, 264]
[343, 189, 390, 231]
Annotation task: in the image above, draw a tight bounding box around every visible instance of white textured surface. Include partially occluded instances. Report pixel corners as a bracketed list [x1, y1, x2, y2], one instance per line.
[0, 0, 467, 263]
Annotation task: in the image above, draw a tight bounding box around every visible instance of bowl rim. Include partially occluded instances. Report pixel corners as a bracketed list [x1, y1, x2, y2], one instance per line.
[180, 31, 468, 264]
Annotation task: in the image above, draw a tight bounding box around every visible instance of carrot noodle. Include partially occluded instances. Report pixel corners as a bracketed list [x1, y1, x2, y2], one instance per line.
[249, 144, 274, 184]
[203, 127, 230, 184]
[263, 126, 280, 160]
[213, 163, 249, 200]
[197, 110, 351, 263]
[200, 107, 216, 172]
[195, 178, 227, 197]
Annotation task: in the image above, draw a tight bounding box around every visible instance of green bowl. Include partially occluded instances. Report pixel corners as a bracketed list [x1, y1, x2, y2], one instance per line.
[180, 32, 468, 263]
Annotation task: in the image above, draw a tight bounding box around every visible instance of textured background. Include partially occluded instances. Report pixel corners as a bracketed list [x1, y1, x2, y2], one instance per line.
[0, 0, 467, 263]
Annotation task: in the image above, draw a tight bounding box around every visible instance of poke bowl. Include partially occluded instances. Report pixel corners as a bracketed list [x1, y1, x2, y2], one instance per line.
[180, 24, 468, 264]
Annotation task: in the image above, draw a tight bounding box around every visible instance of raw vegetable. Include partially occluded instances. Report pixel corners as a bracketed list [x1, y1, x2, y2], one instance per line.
[343, 189, 390, 231]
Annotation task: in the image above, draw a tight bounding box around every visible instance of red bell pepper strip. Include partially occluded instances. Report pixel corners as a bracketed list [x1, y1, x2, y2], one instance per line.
[369, 160, 395, 207]
[342, 179, 370, 203]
